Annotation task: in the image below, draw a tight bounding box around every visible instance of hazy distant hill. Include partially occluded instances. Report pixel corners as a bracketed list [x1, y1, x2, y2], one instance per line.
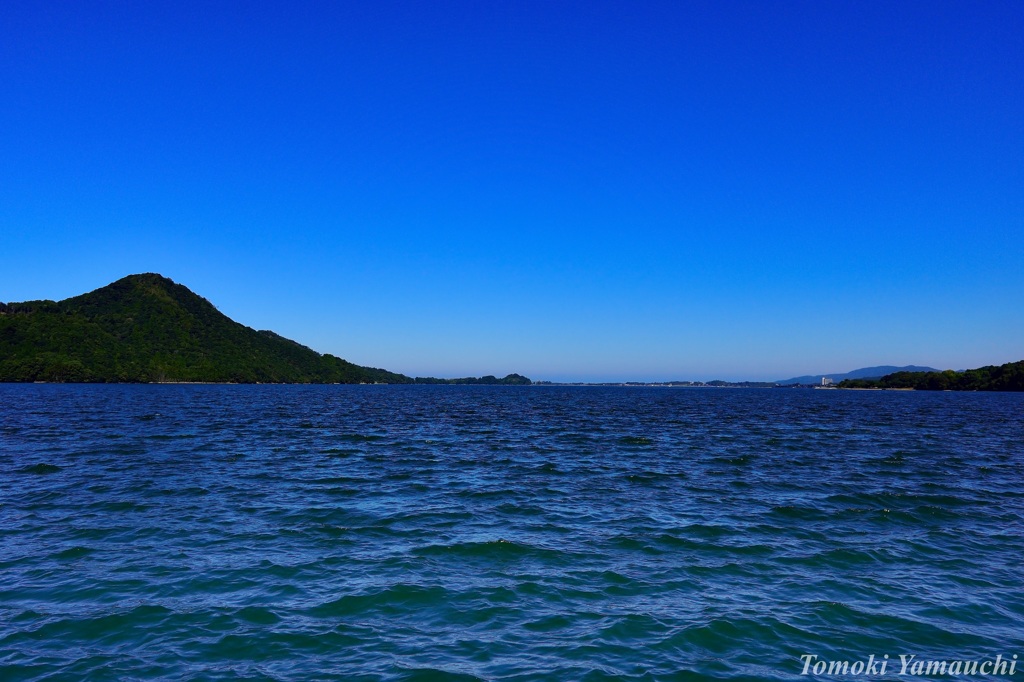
[776, 365, 939, 385]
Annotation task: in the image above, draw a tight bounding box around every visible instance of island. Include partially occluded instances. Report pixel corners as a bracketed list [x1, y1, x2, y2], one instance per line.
[0, 274, 530, 385]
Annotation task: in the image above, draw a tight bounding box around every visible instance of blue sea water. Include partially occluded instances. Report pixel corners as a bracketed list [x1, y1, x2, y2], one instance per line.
[1, 384, 1022, 681]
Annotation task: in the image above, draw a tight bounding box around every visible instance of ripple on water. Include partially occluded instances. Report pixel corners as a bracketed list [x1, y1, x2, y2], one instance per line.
[17, 463, 62, 475]
[0, 385, 1022, 680]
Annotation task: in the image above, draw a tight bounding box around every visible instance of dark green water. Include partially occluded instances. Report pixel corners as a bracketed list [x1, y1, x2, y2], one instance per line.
[1, 385, 1022, 680]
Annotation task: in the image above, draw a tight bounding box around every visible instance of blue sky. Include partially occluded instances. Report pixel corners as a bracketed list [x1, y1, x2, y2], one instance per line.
[2, 1, 1021, 381]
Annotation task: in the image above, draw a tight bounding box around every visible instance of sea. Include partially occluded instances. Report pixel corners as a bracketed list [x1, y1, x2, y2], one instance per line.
[1, 384, 1022, 681]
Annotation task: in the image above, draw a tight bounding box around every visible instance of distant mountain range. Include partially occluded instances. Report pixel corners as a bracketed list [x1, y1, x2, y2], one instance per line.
[0, 274, 530, 385]
[776, 366, 940, 385]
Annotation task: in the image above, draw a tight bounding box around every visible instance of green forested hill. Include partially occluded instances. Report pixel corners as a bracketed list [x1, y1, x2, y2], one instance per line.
[837, 361, 1024, 391]
[0, 274, 413, 383]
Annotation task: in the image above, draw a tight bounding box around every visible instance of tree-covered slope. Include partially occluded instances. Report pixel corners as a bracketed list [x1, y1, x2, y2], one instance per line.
[838, 361, 1024, 391]
[0, 274, 412, 383]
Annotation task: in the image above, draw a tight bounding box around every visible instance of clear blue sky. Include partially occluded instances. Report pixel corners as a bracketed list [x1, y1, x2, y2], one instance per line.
[2, 1, 1021, 381]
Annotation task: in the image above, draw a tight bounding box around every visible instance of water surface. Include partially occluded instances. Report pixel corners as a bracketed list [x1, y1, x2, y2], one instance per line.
[1, 385, 1022, 680]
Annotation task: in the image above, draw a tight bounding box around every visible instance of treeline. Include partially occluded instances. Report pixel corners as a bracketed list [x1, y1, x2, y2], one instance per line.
[838, 361, 1024, 391]
[0, 274, 529, 385]
[412, 373, 531, 385]
[706, 380, 778, 388]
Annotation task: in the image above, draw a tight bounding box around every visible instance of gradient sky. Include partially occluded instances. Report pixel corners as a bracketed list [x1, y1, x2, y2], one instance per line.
[2, 1, 1021, 381]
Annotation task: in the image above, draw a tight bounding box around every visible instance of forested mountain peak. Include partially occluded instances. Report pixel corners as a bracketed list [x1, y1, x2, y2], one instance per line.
[0, 274, 407, 383]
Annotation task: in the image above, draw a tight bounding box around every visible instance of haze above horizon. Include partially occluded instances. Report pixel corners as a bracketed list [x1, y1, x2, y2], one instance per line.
[2, 1, 1021, 382]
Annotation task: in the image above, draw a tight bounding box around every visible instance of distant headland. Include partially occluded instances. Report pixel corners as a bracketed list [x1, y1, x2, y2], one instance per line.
[0, 274, 530, 385]
[532, 360, 1023, 392]
[2, 274, 1020, 390]
[835, 363, 1023, 391]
